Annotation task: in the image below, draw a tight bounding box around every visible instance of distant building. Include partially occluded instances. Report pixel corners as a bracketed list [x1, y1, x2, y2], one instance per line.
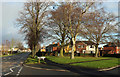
[12, 47, 19, 51]
[27, 48, 31, 52]
[22, 49, 28, 52]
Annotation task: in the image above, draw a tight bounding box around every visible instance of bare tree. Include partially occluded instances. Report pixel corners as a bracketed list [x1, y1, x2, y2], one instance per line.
[1, 43, 5, 55]
[56, 2, 95, 59]
[16, 0, 51, 58]
[80, 9, 119, 57]
[16, 41, 24, 50]
[5, 40, 10, 55]
[10, 38, 16, 54]
[47, 2, 97, 59]
[1, 40, 10, 55]
[47, 4, 70, 57]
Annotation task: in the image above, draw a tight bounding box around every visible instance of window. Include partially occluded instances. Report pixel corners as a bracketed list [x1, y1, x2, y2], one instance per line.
[82, 45, 84, 48]
[78, 45, 81, 48]
[90, 45, 94, 48]
[78, 45, 84, 48]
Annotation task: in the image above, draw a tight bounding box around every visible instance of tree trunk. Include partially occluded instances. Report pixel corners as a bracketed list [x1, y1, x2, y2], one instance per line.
[11, 50, 12, 54]
[60, 42, 64, 57]
[33, 45, 36, 58]
[35, 45, 38, 55]
[32, 49, 34, 58]
[32, 45, 36, 58]
[71, 38, 75, 59]
[95, 44, 99, 57]
[60, 47, 64, 57]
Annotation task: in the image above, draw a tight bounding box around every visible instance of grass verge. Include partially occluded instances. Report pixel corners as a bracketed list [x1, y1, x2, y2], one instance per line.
[46, 56, 119, 69]
[25, 55, 46, 64]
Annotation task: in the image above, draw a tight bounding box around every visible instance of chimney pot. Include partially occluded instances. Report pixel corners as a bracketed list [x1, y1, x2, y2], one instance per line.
[57, 42, 60, 46]
[108, 42, 111, 46]
[52, 42, 55, 44]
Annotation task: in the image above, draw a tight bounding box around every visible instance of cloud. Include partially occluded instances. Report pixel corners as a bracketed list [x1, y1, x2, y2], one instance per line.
[1, 2, 26, 46]
[103, 2, 118, 16]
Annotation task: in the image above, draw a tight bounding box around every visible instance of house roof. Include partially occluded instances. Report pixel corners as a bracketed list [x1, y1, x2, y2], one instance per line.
[104, 43, 120, 47]
[46, 43, 58, 48]
[76, 41, 96, 45]
[99, 50, 112, 51]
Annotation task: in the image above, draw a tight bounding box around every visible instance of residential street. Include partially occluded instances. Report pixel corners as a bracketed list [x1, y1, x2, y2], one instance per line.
[2, 56, 120, 77]
[2, 52, 30, 75]
[1, 52, 120, 77]
[3, 63, 120, 77]
[1, 1, 120, 77]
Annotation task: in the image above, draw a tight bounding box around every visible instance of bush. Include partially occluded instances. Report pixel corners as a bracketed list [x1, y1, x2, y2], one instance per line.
[25, 55, 39, 64]
[64, 53, 71, 56]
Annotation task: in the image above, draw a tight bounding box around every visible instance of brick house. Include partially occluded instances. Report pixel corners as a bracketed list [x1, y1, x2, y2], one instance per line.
[102, 43, 120, 54]
[64, 41, 96, 54]
[46, 42, 60, 53]
[76, 41, 96, 54]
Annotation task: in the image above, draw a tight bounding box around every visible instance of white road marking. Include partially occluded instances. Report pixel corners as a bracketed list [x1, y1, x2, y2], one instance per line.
[4, 65, 20, 76]
[16, 67, 23, 76]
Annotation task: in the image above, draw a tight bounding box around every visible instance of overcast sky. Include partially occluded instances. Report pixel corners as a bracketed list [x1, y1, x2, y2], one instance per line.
[0, 0, 119, 48]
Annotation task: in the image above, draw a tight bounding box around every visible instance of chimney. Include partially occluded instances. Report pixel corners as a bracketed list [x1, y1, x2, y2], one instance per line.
[108, 42, 111, 46]
[117, 40, 119, 43]
[52, 42, 55, 44]
[57, 42, 60, 46]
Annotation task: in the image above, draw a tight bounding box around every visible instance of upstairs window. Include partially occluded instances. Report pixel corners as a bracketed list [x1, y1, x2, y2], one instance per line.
[78, 45, 84, 48]
[90, 45, 94, 48]
[78, 45, 81, 48]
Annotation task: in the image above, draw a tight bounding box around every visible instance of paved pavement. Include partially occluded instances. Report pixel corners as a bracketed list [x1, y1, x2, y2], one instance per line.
[19, 65, 78, 75]
[3, 62, 79, 76]
[2, 52, 30, 75]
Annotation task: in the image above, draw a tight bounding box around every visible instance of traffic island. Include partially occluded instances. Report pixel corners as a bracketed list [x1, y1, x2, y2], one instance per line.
[44, 58, 120, 76]
[24, 55, 46, 64]
[45, 56, 119, 69]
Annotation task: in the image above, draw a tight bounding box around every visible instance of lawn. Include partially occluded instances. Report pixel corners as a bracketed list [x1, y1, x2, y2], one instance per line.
[71, 58, 119, 69]
[45, 56, 114, 64]
[46, 56, 119, 69]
